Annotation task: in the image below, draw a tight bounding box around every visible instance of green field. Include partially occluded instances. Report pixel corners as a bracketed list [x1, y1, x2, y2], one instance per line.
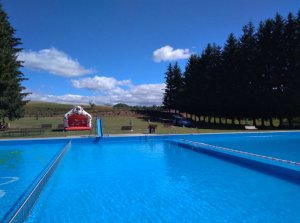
[0, 102, 295, 139]
[1, 115, 237, 139]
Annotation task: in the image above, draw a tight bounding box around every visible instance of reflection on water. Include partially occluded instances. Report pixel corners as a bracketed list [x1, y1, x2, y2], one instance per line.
[0, 149, 22, 169]
[0, 177, 19, 198]
[0, 142, 65, 220]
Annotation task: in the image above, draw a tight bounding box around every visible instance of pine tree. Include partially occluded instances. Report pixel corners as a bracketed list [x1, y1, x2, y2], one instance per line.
[239, 22, 258, 119]
[163, 63, 183, 113]
[222, 33, 240, 117]
[256, 19, 275, 121]
[0, 5, 29, 123]
[183, 54, 201, 114]
[172, 62, 183, 113]
[165, 10, 300, 127]
[163, 64, 174, 112]
[201, 43, 222, 118]
[285, 10, 300, 123]
[270, 14, 286, 120]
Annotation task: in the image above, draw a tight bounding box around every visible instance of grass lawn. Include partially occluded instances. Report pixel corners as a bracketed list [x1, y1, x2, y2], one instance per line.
[0, 115, 238, 139]
[1, 102, 298, 139]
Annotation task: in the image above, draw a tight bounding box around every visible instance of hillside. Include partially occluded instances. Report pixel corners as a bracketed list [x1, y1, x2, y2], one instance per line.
[24, 101, 115, 117]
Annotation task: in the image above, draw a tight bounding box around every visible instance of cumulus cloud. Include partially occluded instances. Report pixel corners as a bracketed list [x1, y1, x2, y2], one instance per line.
[71, 76, 132, 90]
[70, 75, 164, 105]
[28, 92, 90, 105]
[153, 45, 191, 62]
[27, 76, 165, 106]
[18, 48, 93, 77]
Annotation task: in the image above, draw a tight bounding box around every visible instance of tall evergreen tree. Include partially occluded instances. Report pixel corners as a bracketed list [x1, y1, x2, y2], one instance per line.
[183, 54, 201, 114]
[270, 14, 286, 121]
[256, 19, 275, 120]
[165, 10, 300, 127]
[172, 62, 183, 113]
[201, 43, 222, 117]
[0, 5, 29, 123]
[163, 62, 183, 113]
[238, 22, 258, 119]
[163, 63, 174, 111]
[222, 33, 240, 117]
[283, 10, 300, 123]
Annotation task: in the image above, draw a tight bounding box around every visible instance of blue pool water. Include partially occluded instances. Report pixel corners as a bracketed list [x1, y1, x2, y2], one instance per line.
[0, 140, 68, 221]
[26, 138, 300, 222]
[1, 132, 300, 222]
[188, 132, 300, 162]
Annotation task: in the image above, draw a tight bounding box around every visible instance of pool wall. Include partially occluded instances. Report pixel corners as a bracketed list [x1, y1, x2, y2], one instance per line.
[2, 140, 71, 223]
[1, 130, 300, 144]
[168, 139, 300, 185]
[1, 131, 300, 222]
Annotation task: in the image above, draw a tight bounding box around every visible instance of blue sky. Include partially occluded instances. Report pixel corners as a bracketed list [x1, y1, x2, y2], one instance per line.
[2, 0, 300, 105]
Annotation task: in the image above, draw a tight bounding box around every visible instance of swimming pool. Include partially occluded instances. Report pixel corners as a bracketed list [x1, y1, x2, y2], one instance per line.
[1, 132, 300, 222]
[187, 132, 300, 162]
[0, 139, 68, 222]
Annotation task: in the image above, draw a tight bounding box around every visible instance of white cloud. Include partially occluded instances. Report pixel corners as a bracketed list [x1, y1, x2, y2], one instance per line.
[18, 48, 94, 77]
[71, 76, 132, 91]
[153, 45, 191, 62]
[28, 92, 90, 105]
[27, 75, 165, 106]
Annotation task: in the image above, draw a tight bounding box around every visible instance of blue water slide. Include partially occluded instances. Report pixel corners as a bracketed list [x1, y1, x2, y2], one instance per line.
[96, 118, 103, 137]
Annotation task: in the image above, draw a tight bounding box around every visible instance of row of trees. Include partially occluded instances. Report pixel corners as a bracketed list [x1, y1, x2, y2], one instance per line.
[0, 5, 28, 124]
[163, 11, 300, 126]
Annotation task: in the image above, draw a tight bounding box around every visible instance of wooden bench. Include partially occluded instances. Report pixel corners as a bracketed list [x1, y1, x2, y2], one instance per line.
[24, 128, 43, 135]
[2, 128, 23, 136]
[57, 124, 65, 130]
[41, 124, 52, 129]
[3, 128, 43, 136]
[121, 125, 133, 131]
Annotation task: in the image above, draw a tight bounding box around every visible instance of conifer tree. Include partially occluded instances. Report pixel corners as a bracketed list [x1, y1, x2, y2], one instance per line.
[183, 54, 201, 114]
[201, 43, 222, 117]
[163, 10, 300, 127]
[163, 63, 183, 113]
[172, 62, 183, 113]
[163, 64, 174, 112]
[222, 33, 240, 116]
[0, 5, 29, 123]
[238, 22, 258, 119]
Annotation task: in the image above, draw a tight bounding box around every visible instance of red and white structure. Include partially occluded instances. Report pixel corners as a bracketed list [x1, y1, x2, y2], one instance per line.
[64, 106, 92, 131]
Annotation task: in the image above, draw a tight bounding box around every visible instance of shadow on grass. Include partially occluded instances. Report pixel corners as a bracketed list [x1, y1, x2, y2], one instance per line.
[134, 110, 300, 131]
[51, 129, 64, 132]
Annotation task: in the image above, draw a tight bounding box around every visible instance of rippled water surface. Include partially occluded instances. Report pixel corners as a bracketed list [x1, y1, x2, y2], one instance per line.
[27, 140, 300, 222]
[189, 133, 300, 162]
[0, 141, 65, 221]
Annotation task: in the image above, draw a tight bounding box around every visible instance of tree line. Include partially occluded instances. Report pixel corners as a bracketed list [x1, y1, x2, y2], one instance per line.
[163, 11, 300, 127]
[0, 5, 28, 125]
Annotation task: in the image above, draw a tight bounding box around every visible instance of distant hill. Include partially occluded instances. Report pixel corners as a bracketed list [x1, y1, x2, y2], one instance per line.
[24, 101, 113, 117]
[113, 103, 129, 109]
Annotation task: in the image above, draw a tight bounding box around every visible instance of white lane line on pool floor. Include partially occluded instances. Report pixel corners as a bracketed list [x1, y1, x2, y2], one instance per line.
[0, 177, 19, 199]
[0, 190, 5, 198]
[0, 177, 19, 186]
[178, 139, 300, 167]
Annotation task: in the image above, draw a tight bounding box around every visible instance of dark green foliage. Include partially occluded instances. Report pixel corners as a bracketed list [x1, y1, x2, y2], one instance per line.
[0, 5, 29, 122]
[183, 54, 201, 113]
[221, 34, 240, 116]
[163, 64, 174, 110]
[163, 62, 183, 112]
[200, 44, 222, 116]
[238, 22, 259, 118]
[163, 10, 300, 126]
[113, 103, 129, 108]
